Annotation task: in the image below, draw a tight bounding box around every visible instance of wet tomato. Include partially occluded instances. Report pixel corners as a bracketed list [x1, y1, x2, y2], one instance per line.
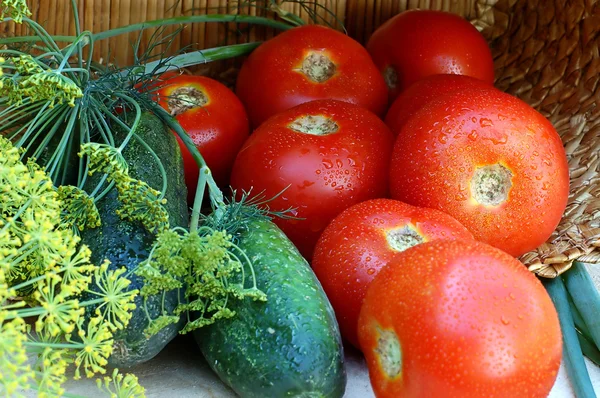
[358, 239, 562, 398]
[236, 25, 388, 128]
[230, 100, 394, 260]
[312, 198, 473, 348]
[389, 86, 569, 257]
[156, 74, 249, 203]
[367, 10, 495, 102]
[384, 74, 492, 136]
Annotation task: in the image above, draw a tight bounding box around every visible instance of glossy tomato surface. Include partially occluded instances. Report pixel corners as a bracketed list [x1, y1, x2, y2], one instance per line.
[385, 74, 492, 135]
[230, 100, 394, 260]
[358, 239, 562, 398]
[236, 25, 388, 128]
[367, 10, 495, 102]
[389, 86, 569, 257]
[156, 74, 249, 202]
[312, 198, 473, 348]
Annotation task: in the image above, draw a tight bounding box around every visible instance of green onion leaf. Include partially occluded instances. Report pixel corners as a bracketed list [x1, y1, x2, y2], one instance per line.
[543, 277, 597, 398]
[563, 262, 600, 351]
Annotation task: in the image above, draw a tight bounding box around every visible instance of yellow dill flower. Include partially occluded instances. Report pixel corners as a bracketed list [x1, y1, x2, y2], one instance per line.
[0, 134, 141, 394]
[85, 262, 137, 332]
[35, 347, 68, 397]
[97, 369, 146, 398]
[0, 313, 33, 396]
[80, 143, 170, 234]
[72, 316, 114, 379]
[33, 275, 84, 337]
[0, 55, 83, 107]
[0, 0, 31, 24]
[58, 185, 102, 233]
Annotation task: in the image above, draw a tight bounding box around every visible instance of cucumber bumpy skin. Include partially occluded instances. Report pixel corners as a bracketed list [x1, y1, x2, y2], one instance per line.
[194, 218, 346, 398]
[80, 112, 188, 368]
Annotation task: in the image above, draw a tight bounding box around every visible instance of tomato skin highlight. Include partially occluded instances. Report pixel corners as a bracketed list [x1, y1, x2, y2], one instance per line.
[367, 10, 495, 102]
[230, 100, 394, 260]
[389, 86, 569, 257]
[358, 239, 562, 398]
[384, 74, 492, 136]
[236, 25, 388, 128]
[156, 75, 249, 203]
[312, 198, 473, 349]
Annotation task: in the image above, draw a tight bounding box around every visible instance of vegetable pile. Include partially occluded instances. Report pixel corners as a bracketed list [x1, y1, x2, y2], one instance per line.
[0, 2, 599, 398]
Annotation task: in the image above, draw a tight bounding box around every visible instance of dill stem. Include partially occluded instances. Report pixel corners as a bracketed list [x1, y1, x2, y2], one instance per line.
[190, 167, 208, 233]
[25, 341, 85, 350]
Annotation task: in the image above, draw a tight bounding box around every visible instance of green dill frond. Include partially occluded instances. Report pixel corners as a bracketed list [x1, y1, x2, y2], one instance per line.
[203, 188, 300, 238]
[143, 315, 181, 338]
[0, 0, 31, 24]
[136, 226, 267, 337]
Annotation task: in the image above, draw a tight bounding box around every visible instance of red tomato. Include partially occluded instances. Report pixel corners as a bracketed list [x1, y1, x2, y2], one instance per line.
[156, 75, 249, 203]
[312, 198, 473, 348]
[358, 239, 562, 398]
[367, 10, 495, 102]
[385, 74, 491, 135]
[236, 25, 388, 128]
[389, 86, 569, 257]
[230, 100, 394, 260]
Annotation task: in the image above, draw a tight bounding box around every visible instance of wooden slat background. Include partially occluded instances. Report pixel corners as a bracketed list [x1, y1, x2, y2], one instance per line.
[2, 0, 483, 66]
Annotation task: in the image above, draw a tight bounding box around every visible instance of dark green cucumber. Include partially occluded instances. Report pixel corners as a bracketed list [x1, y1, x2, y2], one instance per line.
[194, 218, 346, 398]
[81, 112, 188, 368]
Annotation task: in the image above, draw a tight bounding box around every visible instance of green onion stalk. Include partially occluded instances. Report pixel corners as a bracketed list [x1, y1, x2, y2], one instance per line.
[543, 276, 598, 398]
[0, 0, 315, 396]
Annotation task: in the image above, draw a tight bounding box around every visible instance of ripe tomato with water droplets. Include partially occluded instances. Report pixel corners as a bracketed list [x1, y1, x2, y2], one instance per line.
[312, 198, 474, 348]
[358, 239, 562, 398]
[230, 100, 394, 260]
[236, 24, 388, 128]
[367, 10, 495, 102]
[155, 74, 249, 203]
[384, 74, 492, 136]
[389, 86, 569, 257]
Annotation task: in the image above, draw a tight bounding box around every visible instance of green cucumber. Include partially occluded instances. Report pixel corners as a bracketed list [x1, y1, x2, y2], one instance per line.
[81, 111, 188, 368]
[194, 218, 346, 398]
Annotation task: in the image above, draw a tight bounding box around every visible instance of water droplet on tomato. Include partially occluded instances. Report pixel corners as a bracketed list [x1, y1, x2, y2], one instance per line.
[480, 118, 493, 128]
[468, 131, 478, 141]
[501, 316, 510, 325]
[322, 160, 333, 169]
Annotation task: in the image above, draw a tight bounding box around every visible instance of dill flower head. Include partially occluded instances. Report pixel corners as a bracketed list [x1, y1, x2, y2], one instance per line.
[0, 0, 31, 24]
[0, 135, 140, 395]
[0, 55, 83, 107]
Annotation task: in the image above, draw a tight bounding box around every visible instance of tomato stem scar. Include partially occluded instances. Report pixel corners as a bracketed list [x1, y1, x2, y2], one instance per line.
[471, 163, 513, 206]
[301, 52, 336, 83]
[167, 86, 208, 115]
[375, 324, 402, 379]
[386, 225, 425, 252]
[288, 115, 339, 136]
